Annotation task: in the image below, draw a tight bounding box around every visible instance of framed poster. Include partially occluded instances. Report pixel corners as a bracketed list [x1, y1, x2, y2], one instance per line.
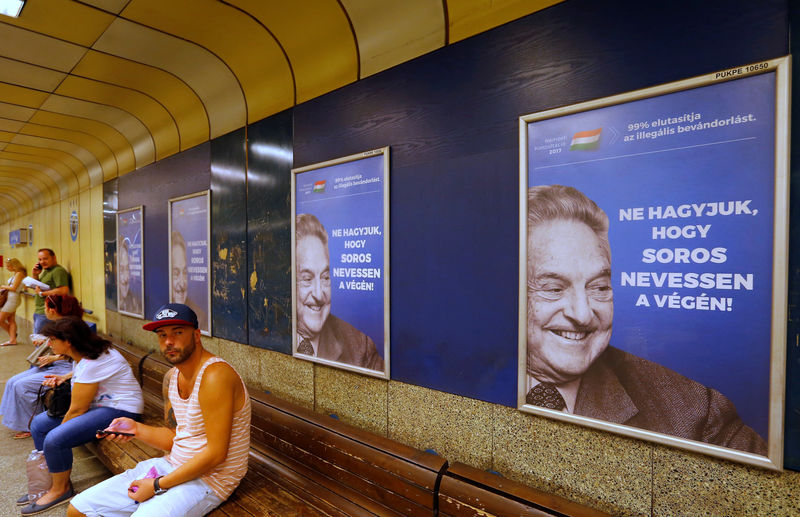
[169, 191, 211, 335]
[518, 57, 789, 469]
[291, 147, 390, 379]
[116, 206, 144, 318]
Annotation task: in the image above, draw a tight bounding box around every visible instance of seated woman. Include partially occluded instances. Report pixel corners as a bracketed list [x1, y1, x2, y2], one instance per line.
[21, 316, 143, 515]
[0, 294, 85, 439]
[0, 257, 26, 345]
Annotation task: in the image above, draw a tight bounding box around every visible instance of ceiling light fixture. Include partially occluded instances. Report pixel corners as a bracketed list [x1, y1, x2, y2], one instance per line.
[0, 0, 25, 18]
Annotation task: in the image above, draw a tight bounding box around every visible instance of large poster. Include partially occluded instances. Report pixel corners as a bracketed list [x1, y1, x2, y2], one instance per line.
[116, 206, 144, 318]
[519, 58, 789, 469]
[169, 191, 211, 335]
[292, 148, 389, 378]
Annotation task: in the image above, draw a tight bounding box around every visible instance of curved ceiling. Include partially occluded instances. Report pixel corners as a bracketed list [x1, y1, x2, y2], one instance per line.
[0, 0, 562, 223]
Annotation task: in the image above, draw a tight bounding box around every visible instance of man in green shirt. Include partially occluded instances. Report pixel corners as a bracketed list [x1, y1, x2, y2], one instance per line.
[31, 248, 70, 333]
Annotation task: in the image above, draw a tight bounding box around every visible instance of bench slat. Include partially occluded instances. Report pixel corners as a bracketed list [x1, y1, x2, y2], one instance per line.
[253, 390, 442, 472]
[248, 449, 382, 517]
[440, 463, 609, 517]
[251, 401, 442, 506]
[251, 424, 435, 515]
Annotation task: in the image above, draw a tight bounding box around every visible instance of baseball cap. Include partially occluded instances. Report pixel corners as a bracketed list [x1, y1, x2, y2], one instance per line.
[142, 303, 198, 331]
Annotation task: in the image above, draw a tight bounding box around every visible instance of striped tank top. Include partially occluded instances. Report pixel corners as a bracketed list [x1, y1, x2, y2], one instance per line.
[166, 357, 251, 499]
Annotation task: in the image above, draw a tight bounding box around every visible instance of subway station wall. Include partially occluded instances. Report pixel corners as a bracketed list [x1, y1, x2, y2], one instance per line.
[101, 0, 796, 474]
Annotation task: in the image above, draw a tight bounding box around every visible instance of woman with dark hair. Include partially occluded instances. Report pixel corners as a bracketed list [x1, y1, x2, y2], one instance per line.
[0, 294, 85, 439]
[21, 317, 143, 514]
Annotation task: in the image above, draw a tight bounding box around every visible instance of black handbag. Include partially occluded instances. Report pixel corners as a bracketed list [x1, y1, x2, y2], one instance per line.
[34, 380, 72, 419]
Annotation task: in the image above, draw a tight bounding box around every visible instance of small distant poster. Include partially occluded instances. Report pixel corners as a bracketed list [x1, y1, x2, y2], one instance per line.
[292, 148, 390, 378]
[116, 207, 144, 318]
[169, 191, 211, 335]
[519, 58, 789, 469]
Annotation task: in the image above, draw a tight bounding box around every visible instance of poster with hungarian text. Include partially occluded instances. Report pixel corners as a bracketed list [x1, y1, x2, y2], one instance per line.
[291, 148, 389, 379]
[116, 206, 144, 318]
[518, 58, 789, 469]
[169, 191, 211, 335]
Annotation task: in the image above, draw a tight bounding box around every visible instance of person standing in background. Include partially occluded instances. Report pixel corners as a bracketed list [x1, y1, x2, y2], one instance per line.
[0, 258, 26, 345]
[31, 248, 70, 334]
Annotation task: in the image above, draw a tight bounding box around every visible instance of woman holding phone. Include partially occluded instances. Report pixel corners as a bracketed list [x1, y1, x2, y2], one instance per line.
[20, 317, 143, 514]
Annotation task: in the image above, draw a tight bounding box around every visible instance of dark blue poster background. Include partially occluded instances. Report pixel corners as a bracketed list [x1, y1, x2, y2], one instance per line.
[117, 208, 143, 317]
[170, 193, 211, 335]
[295, 153, 386, 353]
[528, 72, 776, 439]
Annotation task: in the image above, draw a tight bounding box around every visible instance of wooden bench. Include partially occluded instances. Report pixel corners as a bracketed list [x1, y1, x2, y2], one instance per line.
[91, 339, 447, 516]
[438, 462, 609, 517]
[91, 340, 605, 516]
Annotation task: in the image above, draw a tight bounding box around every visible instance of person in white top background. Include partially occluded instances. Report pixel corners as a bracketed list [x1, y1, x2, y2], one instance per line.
[20, 317, 143, 515]
[0, 258, 26, 346]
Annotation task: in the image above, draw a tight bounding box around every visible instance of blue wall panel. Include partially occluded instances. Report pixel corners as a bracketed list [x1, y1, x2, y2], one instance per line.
[293, 0, 788, 407]
[247, 109, 293, 352]
[211, 128, 248, 343]
[118, 143, 210, 320]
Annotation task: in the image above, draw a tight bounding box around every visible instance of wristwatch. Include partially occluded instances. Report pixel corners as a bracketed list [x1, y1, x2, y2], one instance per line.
[153, 476, 168, 495]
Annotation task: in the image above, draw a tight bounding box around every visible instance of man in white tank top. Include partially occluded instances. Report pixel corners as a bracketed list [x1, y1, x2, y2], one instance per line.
[68, 303, 251, 517]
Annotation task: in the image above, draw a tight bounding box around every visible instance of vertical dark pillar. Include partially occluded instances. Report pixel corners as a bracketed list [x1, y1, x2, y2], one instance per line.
[246, 109, 293, 352]
[211, 128, 248, 343]
[103, 178, 118, 311]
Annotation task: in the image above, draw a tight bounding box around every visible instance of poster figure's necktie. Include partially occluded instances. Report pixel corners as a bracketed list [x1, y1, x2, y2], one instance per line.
[297, 339, 314, 356]
[526, 383, 566, 411]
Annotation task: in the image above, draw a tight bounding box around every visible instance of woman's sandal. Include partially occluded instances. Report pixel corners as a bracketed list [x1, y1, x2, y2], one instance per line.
[13, 431, 31, 439]
[0, 341, 17, 346]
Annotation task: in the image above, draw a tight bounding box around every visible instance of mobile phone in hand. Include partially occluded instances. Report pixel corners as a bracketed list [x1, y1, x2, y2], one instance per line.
[96, 429, 134, 437]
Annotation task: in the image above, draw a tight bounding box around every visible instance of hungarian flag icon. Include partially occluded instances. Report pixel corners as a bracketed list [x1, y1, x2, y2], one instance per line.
[569, 128, 602, 150]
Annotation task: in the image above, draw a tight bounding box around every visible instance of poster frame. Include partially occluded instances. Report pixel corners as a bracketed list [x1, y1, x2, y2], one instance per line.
[291, 147, 390, 379]
[518, 56, 790, 469]
[116, 205, 144, 319]
[168, 190, 212, 336]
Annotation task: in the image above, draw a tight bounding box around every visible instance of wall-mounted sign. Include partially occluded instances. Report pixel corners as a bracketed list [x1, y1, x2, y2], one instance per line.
[70, 210, 78, 241]
[518, 57, 789, 469]
[169, 191, 211, 336]
[292, 148, 390, 379]
[117, 206, 144, 318]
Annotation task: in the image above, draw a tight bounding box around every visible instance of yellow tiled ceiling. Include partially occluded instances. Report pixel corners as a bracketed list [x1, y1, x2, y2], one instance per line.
[11, 134, 97, 192]
[0, 23, 87, 73]
[2, 142, 87, 186]
[56, 76, 179, 161]
[224, 0, 357, 104]
[120, 0, 293, 123]
[73, 51, 209, 152]
[17, 121, 115, 184]
[0, 118, 26, 132]
[0, 159, 58, 201]
[0, 83, 48, 109]
[40, 95, 153, 169]
[1, 0, 115, 47]
[93, 18, 245, 139]
[29, 110, 134, 175]
[80, 0, 129, 15]
[0, 170, 47, 200]
[0, 162, 60, 202]
[0, 102, 35, 122]
[342, 0, 446, 78]
[0, 57, 66, 91]
[0, 0, 562, 224]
